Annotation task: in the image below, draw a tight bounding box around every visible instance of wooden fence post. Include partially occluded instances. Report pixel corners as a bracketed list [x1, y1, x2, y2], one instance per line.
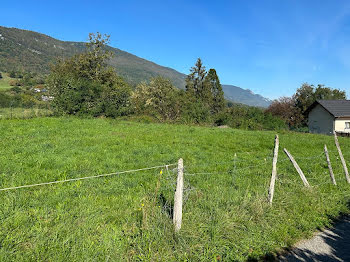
[324, 144, 336, 185]
[334, 133, 350, 183]
[233, 153, 237, 183]
[284, 148, 310, 187]
[268, 135, 279, 205]
[173, 158, 184, 232]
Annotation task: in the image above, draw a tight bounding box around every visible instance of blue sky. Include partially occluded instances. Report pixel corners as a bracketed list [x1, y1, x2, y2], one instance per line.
[1, 0, 350, 99]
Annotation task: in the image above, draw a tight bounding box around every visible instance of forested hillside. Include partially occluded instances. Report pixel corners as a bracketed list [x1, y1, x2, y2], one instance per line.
[0, 26, 272, 107]
[0, 26, 185, 88]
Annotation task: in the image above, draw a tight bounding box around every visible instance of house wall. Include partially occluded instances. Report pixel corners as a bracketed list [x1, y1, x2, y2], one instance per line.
[334, 119, 350, 133]
[308, 104, 334, 134]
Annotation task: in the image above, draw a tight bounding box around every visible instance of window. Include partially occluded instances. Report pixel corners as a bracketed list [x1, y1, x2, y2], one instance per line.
[346, 122, 350, 129]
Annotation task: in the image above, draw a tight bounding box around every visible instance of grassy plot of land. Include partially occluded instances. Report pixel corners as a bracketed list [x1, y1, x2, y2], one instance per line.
[0, 73, 13, 90]
[0, 118, 350, 261]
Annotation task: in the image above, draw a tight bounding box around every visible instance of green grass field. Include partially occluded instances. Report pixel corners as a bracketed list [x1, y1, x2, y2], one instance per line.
[0, 117, 350, 261]
[0, 72, 13, 90]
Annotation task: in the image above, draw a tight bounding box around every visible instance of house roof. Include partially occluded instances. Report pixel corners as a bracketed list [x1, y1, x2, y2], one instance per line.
[307, 100, 350, 117]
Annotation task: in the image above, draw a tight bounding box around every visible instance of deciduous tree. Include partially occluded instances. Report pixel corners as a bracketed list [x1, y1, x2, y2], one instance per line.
[132, 76, 180, 121]
[266, 97, 303, 127]
[47, 32, 131, 117]
[270, 83, 346, 128]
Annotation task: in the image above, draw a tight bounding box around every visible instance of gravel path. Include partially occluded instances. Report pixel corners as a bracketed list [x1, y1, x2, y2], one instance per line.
[279, 216, 350, 262]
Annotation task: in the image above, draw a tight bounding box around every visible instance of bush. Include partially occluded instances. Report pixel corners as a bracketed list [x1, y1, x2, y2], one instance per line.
[215, 105, 287, 131]
[214, 111, 231, 126]
[0, 91, 23, 107]
[10, 86, 22, 94]
[20, 94, 38, 108]
[101, 78, 131, 117]
[9, 70, 23, 79]
[9, 70, 16, 78]
[178, 94, 212, 124]
[9, 80, 21, 86]
[47, 33, 131, 117]
[132, 77, 180, 122]
[0, 92, 11, 107]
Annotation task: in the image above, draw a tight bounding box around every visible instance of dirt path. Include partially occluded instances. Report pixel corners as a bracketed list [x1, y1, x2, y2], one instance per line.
[279, 216, 350, 261]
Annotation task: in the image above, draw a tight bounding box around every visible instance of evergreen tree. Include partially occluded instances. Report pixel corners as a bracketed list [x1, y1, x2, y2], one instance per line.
[185, 58, 207, 99]
[204, 69, 225, 114]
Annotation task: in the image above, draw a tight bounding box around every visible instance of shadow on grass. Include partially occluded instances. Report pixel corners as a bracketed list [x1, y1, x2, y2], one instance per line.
[159, 193, 174, 218]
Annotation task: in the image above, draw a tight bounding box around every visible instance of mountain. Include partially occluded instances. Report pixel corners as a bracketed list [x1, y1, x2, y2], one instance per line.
[0, 26, 271, 107]
[0, 26, 186, 88]
[222, 85, 272, 107]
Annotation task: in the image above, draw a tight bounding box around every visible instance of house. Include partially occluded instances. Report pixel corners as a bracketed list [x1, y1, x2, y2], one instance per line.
[307, 100, 350, 135]
[41, 95, 54, 102]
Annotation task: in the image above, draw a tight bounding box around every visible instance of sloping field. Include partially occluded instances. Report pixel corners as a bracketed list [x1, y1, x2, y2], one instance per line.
[0, 117, 349, 261]
[0, 72, 12, 90]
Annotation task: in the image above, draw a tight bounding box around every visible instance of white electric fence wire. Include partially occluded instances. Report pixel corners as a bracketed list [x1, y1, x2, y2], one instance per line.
[184, 152, 325, 170]
[0, 163, 177, 192]
[0, 152, 338, 193]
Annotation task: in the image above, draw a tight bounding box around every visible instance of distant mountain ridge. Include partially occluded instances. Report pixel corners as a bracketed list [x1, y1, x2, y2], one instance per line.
[0, 26, 271, 107]
[222, 85, 272, 107]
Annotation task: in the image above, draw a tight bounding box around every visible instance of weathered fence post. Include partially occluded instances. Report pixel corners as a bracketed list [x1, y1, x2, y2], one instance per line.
[173, 158, 184, 232]
[324, 144, 336, 185]
[233, 153, 237, 183]
[334, 133, 350, 183]
[268, 135, 279, 205]
[284, 148, 310, 187]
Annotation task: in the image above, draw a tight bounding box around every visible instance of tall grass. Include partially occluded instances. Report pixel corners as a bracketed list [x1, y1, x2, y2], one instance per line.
[0, 117, 349, 261]
[0, 107, 52, 119]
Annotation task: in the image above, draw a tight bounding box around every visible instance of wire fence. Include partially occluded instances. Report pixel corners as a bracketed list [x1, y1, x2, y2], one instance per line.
[0, 149, 345, 193]
[1, 134, 350, 233]
[0, 163, 177, 192]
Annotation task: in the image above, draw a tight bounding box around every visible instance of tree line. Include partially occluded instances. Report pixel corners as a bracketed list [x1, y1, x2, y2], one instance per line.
[266, 84, 346, 129]
[5, 32, 339, 131]
[48, 33, 226, 122]
[44, 33, 285, 130]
